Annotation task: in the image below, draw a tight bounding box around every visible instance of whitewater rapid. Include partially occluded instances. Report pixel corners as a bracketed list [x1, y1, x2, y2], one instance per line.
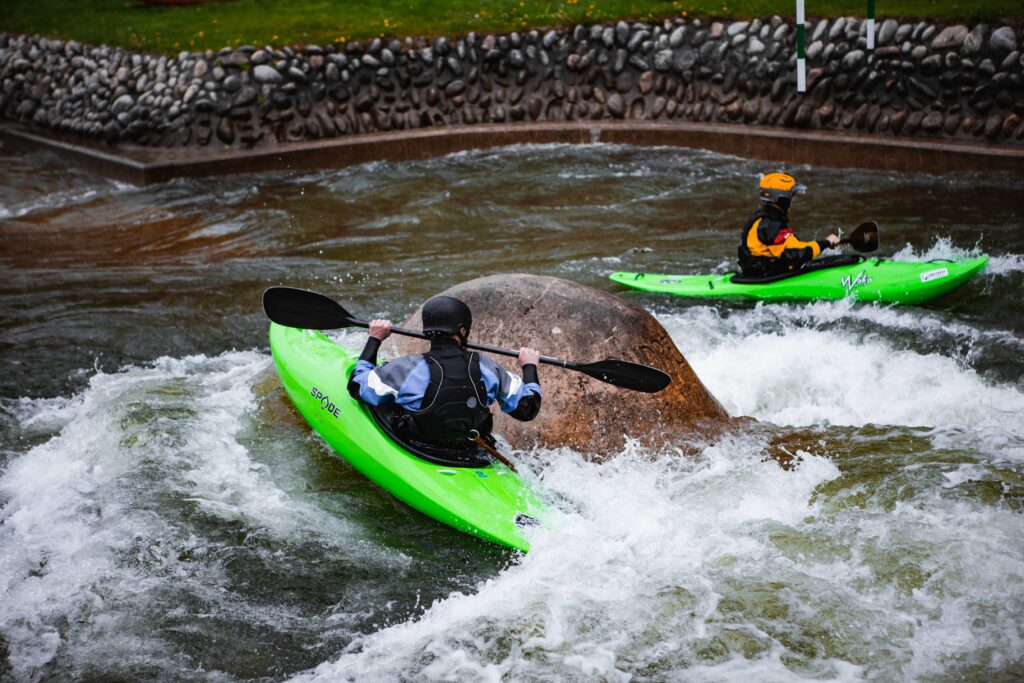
[3, 141, 1022, 681]
[5, 289, 1020, 681]
[288, 292, 1024, 682]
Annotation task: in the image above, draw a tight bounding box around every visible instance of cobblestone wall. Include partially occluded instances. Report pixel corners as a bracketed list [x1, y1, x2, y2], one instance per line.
[1, 17, 1021, 149]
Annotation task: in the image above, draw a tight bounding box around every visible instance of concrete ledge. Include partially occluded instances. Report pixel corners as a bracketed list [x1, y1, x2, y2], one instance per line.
[3, 120, 1022, 186]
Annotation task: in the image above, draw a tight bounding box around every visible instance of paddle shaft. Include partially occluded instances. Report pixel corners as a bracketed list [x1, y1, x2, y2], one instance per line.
[261, 286, 671, 392]
[355, 318, 580, 371]
[471, 434, 518, 473]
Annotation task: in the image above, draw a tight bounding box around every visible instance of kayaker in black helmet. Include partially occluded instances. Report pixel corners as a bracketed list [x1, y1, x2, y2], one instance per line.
[738, 172, 840, 278]
[347, 295, 542, 450]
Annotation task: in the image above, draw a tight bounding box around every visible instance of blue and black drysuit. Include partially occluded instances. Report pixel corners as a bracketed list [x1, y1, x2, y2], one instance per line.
[348, 335, 541, 448]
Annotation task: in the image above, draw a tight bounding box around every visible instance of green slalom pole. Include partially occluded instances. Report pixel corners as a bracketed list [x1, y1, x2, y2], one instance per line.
[867, 0, 876, 50]
[796, 0, 806, 92]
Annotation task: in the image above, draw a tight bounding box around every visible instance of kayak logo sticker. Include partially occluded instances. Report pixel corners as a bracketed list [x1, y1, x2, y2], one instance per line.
[657, 278, 682, 284]
[841, 270, 872, 293]
[310, 386, 341, 419]
[919, 267, 949, 283]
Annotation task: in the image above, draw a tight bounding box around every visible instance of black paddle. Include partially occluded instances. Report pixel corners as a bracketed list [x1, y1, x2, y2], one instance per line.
[839, 221, 879, 253]
[262, 287, 671, 393]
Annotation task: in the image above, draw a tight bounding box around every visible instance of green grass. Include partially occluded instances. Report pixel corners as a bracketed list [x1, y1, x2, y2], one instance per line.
[1, 0, 1019, 55]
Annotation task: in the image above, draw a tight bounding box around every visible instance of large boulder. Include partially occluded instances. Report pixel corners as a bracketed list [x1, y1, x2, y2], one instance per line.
[393, 274, 731, 457]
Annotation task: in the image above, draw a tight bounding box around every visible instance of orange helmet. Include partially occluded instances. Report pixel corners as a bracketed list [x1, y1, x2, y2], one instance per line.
[758, 172, 806, 206]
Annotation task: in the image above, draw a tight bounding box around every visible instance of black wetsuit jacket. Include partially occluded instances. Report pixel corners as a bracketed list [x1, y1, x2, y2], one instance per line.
[348, 336, 541, 448]
[738, 204, 831, 277]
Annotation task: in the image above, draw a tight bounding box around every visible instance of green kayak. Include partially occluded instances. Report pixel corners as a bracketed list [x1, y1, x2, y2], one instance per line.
[609, 255, 989, 305]
[268, 322, 542, 552]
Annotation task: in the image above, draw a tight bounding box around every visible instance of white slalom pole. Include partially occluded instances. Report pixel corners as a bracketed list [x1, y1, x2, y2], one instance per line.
[796, 0, 806, 92]
[866, 0, 876, 50]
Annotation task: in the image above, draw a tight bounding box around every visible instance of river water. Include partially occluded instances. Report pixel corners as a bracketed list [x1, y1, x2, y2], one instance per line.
[1, 141, 1022, 682]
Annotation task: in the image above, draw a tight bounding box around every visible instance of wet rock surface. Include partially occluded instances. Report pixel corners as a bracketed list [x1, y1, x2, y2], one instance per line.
[393, 274, 732, 457]
[1, 17, 1023, 149]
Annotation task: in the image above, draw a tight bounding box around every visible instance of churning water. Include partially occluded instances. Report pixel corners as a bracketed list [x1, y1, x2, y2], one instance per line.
[1, 142, 1022, 681]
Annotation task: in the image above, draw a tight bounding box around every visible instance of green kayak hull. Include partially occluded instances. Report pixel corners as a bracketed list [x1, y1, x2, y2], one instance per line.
[268, 323, 542, 552]
[609, 256, 989, 305]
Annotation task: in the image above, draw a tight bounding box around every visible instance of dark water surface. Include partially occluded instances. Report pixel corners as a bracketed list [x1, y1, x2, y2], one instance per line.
[1, 141, 1023, 681]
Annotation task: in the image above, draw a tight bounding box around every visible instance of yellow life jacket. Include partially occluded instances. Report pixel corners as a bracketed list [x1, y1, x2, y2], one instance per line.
[738, 207, 822, 277]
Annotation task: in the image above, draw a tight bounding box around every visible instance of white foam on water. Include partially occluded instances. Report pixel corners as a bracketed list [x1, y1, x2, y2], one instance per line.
[851, 497, 1024, 681]
[686, 326, 1023, 432]
[661, 296, 998, 352]
[3, 394, 84, 438]
[657, 303, 1024, 441]
[185, 217, 249, 239]
[292, 440, 853, 682]
[889, 236, 1024, 276]
[324, 328, 376, 352]
[0, 350, 394, 680]
[0, 181, 135, 220]
[889, 235, 983, 263]
[987, 253, 1024, 275]
[557, 166, 655, 180]
[555, 255, 624, 275]
[293, 432, 1024, 681]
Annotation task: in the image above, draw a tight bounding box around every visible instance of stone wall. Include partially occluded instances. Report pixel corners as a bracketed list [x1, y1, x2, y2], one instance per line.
[1, 17, 1022, 150]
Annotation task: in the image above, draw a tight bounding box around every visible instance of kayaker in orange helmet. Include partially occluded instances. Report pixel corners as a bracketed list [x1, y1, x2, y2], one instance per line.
[738, 172, 840, 278]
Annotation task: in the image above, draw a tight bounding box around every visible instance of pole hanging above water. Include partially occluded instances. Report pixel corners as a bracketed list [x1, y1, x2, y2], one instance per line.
[795, 0, 807, 93]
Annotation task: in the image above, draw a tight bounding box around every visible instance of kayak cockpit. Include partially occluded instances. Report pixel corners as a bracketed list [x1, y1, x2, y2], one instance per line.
[730, 255, 864, 284]
[365, 403, 494, 468]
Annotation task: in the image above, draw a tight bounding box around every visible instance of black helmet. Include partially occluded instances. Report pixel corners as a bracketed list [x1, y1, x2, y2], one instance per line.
[422, 296, 472, 341]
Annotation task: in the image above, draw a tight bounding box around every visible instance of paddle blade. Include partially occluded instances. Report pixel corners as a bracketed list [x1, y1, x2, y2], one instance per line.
[848, 221, 879, 253]
[262, 287, 359, 329]
[577, 359, 671, 393]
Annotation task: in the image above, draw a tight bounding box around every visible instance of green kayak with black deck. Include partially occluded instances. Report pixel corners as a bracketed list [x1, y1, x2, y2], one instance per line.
[269, 322, 542, 552]
[609, 255, 989, 305]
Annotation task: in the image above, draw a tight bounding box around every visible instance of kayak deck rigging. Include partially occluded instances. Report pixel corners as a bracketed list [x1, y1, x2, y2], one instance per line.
[365, 402, 494, 468]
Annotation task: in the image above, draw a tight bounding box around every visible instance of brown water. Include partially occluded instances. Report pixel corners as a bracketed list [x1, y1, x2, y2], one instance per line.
[1, 141, 1023, 681]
